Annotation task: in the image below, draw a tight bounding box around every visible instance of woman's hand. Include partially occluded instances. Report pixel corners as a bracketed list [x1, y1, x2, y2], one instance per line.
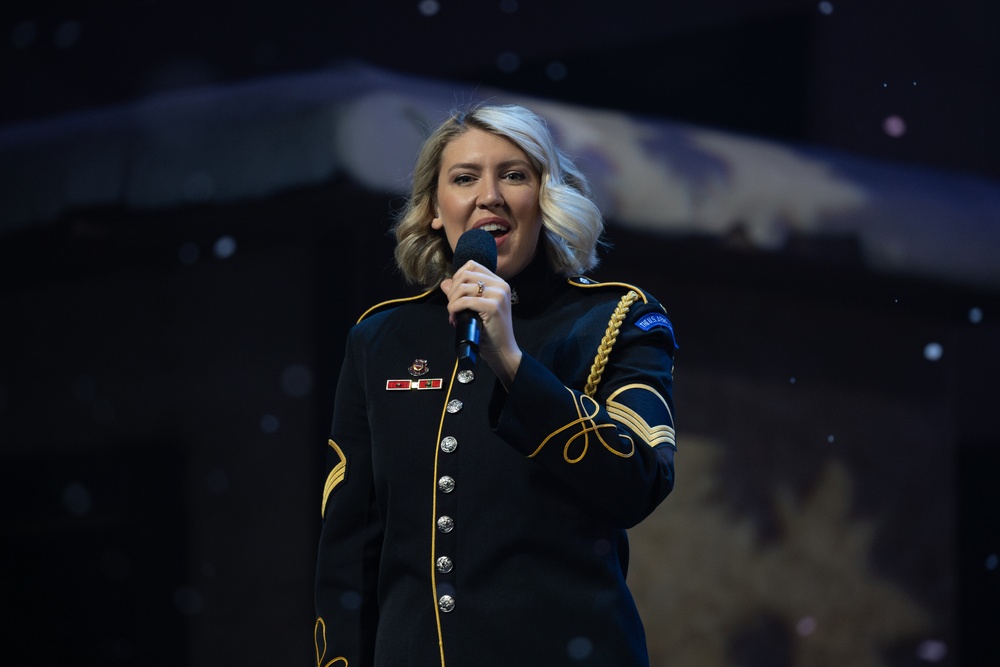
[440, 260, 522, 388]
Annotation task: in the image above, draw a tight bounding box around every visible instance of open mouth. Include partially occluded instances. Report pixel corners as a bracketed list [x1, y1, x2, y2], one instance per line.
[478, 221, 510, 239]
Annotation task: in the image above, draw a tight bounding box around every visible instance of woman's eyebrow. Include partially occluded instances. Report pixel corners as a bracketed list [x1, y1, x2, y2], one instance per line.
[445, 159, 533, 171]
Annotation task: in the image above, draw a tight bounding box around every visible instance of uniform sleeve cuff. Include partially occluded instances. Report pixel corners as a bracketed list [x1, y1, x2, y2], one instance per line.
[488, 353, 571, 456]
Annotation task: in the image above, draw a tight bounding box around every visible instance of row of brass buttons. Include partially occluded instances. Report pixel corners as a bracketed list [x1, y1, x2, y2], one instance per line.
[438, 428, 458, 611]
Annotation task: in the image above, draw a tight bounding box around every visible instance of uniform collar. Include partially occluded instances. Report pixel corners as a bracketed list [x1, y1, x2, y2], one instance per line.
[507, 249, 569, 317]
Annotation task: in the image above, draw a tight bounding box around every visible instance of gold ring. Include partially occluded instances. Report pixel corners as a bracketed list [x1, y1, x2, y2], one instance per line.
[476, 280, 485, 297]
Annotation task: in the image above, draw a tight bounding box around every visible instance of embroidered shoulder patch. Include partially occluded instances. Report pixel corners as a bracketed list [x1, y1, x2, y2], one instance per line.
[635, 312, 673, 333]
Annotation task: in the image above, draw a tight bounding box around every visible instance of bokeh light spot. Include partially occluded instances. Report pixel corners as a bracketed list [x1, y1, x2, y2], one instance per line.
[281, 363, 314, 397]
[73, 374, 97, 403]
[497, 51, 520, 73]
[54, 20, 81, 49]
[986, 553, 998, 571]
[173, 585, 205, 615]
[796, 615, 817, 636]
[101, 638, 136, 661]
[883, 115, 907, 138]
[916, 639, 947, 662]
[818, 1, 834, 15]
[260, 413, 280, 433]
[63, 482, 93, 516]
[827, 434, 835, 443]
[340, 590, 362, 610]
[789, 376, 797, 384]
[207, 469, 229, 494]
[567, 636, 593, 660]
[923, 342, 943, 362]
[418, 0, 440, 16]
[12, 21, 38, 48]
[592, 538, 611, 556]
[546, 61, 568, 81]
[968, 307, 983, 324]
[213, 235, 237, 259]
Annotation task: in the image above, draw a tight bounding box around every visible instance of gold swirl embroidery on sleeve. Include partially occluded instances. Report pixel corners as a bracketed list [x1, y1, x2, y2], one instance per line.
[529, 388, 635, 463]
[321, 439, 348, 519]
[606, 384, 675, 448]
[314, 617, 349, 666]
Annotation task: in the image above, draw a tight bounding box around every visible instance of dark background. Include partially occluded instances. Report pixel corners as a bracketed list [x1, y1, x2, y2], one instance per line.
[2, 0, 999, 181]
[1, 1, 998, 665]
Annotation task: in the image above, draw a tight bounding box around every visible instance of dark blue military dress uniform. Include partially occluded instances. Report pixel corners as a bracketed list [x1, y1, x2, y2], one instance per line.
[315, 255, 677, 667]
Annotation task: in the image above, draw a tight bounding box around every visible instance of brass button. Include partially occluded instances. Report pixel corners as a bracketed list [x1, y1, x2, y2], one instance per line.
[440, 436, 458, 453]
[438, 595, 455, 613]
[438, 476, 456, 493]
[446, 399, 463, 414]
[437, 515, 454, 533]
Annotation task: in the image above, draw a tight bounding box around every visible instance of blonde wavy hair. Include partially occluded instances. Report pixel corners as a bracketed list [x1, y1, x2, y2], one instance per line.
[393, 104, 605, 288]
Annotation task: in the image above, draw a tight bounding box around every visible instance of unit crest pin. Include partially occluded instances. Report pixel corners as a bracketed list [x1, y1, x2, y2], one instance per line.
[408, 359, 429, 377]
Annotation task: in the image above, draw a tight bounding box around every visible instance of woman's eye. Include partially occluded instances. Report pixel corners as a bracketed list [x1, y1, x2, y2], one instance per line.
[453, 174, 474, 184]
[504, 171, 526, 182]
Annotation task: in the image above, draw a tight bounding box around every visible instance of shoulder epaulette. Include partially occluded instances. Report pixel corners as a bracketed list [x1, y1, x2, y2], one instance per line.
[567, 277, 650, 305]
[356, 288, 437, 324]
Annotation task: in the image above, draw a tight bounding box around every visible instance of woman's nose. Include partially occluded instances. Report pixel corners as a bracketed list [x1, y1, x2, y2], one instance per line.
[477, 179, 504, 208]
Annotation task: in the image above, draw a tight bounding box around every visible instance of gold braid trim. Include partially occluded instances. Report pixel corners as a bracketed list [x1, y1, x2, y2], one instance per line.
[584, 290, 639, 398]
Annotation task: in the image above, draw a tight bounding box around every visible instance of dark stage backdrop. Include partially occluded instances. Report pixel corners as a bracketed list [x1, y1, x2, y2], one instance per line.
[1, 176, 998, 665]
[3, 1, 1000, 664]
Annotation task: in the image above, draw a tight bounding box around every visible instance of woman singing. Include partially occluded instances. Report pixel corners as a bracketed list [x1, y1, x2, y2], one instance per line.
[315, 104, 677, 666]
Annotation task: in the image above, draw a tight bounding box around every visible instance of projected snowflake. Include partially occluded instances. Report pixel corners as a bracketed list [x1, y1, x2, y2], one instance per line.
[629, 438, 933, 666]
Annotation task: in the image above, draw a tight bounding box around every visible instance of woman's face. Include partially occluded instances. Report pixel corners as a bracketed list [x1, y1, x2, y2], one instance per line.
[432, 128, 543, 280]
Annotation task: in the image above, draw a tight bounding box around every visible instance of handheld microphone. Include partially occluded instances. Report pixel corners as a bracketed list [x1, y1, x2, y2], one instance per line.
[451, 228, 498, 371]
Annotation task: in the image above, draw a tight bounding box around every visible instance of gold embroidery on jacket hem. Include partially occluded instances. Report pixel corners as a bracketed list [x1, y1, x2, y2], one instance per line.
[314, 617, 349, 666]
[321, 439, 348, 519]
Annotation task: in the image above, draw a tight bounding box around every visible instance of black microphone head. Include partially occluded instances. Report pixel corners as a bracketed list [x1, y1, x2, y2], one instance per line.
[452, 228, 498, 273]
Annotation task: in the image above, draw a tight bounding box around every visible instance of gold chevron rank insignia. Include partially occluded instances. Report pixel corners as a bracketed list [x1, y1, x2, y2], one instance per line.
[606, 383, 676, 449]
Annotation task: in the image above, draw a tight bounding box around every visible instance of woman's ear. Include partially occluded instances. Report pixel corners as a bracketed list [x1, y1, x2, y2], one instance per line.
[431, 206, 443, 230]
